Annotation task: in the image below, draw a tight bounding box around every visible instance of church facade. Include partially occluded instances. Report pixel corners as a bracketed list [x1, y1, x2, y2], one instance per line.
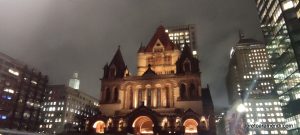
[87, 26, 215, 135]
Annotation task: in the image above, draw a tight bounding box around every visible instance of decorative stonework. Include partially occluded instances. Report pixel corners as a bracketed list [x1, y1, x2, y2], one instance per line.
[88, 26, 215, 135]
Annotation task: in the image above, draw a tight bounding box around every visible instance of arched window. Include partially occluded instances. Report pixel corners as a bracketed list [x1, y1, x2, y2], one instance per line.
[106, 88, 111, 102]
[183, 59, 191, 72]
[189, 83, 197, 98]
[180, 84, 186, 99]
[114, 88, 119, 102]
[109, 65, 116, 78]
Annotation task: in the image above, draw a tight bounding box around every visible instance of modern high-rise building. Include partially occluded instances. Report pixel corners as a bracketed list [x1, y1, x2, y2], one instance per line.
[88, 25, 215, 135]
[39, 85, 99, 134]
[226, 36, 287, 135]
[165, 24, 198, 57]
[253, 1, 300, 134]
[0, 52, 48, 132]
[68, 72, 80, 90]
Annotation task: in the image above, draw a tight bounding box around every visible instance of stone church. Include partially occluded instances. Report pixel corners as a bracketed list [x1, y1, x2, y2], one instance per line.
[87, 26, 215, 135]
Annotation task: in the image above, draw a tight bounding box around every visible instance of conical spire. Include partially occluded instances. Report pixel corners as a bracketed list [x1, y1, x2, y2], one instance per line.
[103, 46, 128, 79]
[110, 46, 126, 69]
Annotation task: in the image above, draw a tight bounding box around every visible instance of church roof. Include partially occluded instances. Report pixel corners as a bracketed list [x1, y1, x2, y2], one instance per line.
[109, 46, 126, 69]
[102, 46, 127, 79]
[142, 64, 157, 77]
[142, 25, 178, 52]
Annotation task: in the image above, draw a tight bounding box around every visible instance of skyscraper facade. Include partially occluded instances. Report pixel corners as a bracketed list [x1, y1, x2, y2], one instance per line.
[88, 26, 215, 135]
[226, 36, 287, 134]
[254, 0, 300, 134]
[39, 85, 99, 134]
[165, 24, 198, 57]
[0, 52, 48, 132]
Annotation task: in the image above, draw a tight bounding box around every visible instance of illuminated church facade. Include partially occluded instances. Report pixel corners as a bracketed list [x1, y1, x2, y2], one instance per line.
[87, 26, 215, 135]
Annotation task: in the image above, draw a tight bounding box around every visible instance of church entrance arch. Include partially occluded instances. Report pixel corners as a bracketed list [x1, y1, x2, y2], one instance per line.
[183, 119, 198, 135]
[93, 120, 105, 134]
[132, 116, 154, 135]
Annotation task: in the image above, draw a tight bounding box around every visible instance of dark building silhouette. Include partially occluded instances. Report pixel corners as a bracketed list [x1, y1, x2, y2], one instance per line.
[0, 52, 48, 132]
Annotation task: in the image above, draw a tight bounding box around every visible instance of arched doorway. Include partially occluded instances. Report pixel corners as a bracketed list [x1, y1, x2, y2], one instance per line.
[132, 116, 154, 135]
[183, 119, 198, 134]
[93, 120, 105, 134]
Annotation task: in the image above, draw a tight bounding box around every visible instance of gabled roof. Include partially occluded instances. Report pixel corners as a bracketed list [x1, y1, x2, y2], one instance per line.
[142, 25, 178, 52]
[142, 64, 157, 77]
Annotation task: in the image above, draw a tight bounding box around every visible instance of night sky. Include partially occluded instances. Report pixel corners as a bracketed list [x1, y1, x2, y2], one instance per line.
[0, 0, 263, 112]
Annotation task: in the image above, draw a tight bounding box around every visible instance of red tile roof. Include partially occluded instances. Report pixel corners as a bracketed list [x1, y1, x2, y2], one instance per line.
[143, 25, 178, 52]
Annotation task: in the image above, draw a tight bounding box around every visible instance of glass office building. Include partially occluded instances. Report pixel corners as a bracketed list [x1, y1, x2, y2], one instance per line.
[254, 0, 300, 134]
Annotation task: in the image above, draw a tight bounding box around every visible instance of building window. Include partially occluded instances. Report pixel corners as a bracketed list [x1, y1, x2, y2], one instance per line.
[180, 84, 186, 99]
[105, 88, 111, 102]
[109, 66, 116, 78]
[189, 83, 197, 98]
[114, 88, 119, 102]
[183, 59, 191, 72]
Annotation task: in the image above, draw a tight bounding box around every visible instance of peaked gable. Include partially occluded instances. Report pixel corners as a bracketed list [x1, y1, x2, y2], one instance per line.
[143, 25, 178, 52]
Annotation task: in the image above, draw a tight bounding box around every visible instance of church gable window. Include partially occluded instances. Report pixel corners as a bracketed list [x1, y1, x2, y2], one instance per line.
[183, 59, 191, 72]
[109, 65, 116, 78]
[153, 40, 164, 53]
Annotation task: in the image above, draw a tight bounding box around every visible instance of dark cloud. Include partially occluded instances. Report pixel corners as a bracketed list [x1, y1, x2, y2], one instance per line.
[0, 0, 263, 113]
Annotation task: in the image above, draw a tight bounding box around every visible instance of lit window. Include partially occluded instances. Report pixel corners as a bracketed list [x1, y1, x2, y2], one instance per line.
[8, 68, 19, 76]
[4, 88, 14, 94]
[283, 1, 294, 10]
[31, 80, 37, 85]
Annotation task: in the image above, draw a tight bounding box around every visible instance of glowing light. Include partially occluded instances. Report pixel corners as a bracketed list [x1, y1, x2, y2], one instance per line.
[4, 88, 14, 94]
[8, 68, 19, 76]
[237, 104, 247, 113]
[283, 1, 294, 10]
[230, 47, 235, 58]
[192, 51, 197, 55]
